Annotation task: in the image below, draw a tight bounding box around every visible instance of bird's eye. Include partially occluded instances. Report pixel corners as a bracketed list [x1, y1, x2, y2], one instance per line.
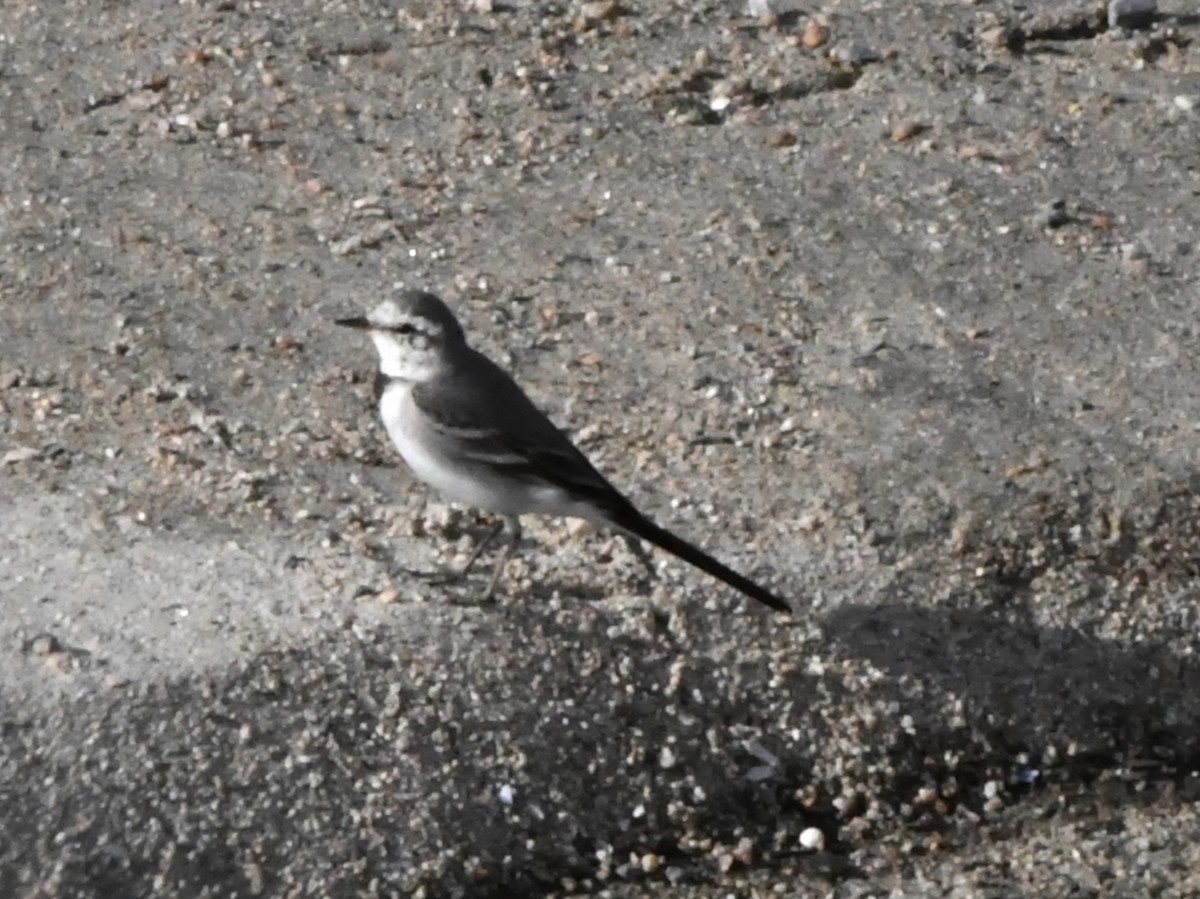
[394, 323, 416, 335]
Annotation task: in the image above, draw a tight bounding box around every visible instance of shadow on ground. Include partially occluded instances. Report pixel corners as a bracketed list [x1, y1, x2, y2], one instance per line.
[3, 586, 1198, 897]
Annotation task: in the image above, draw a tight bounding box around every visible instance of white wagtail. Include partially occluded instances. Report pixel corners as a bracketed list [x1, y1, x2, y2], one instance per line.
[336, 290, 790, 613]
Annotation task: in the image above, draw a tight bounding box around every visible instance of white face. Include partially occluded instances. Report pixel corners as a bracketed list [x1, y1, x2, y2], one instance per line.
[338, 293, 467, 382]
[366, 301, 450, 382]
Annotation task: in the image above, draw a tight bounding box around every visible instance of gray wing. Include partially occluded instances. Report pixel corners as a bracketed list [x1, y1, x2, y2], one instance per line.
[411, 349, 635, 515]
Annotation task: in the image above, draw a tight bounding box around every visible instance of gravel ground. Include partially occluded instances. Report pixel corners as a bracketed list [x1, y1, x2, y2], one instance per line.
[2, 1, 1200, 896]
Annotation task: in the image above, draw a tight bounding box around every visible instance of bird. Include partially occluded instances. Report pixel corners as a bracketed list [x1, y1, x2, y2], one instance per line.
[335, 290, 790, 613]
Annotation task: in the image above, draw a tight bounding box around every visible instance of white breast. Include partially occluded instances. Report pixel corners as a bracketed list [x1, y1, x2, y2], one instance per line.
[376, 380, 597, 519]
[378, 381, 469, 502]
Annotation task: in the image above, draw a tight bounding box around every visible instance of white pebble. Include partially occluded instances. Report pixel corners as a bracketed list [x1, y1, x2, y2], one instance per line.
[799, 826, 825, 850]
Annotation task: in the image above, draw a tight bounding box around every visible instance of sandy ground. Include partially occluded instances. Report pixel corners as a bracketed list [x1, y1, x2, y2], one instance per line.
[3, 1, 1200, 896]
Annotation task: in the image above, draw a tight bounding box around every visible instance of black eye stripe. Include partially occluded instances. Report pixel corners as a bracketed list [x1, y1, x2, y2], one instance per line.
[388, 320, 440, 339]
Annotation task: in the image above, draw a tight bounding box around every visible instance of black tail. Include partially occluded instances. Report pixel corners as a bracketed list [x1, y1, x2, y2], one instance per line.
[610, 507, 791, 614]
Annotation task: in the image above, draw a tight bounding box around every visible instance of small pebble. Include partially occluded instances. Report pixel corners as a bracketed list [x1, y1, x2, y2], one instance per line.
[1033, 199, 1071, 229]
[2, 446, 40, 465]
[802, 21, 830, 49]
[732, 837, 754, 866]
[979, 25, 1017, 51]
[374, 587, 401, 604]
[1121, 242, 1152, 276]
[1108, 0, 1157, 30]
[892, 122, 926, 143]
[799, 826, 825, 850]
[830, 45, 881, 66]
[27, 634, 62, 655]
[579, 0, 621, 24]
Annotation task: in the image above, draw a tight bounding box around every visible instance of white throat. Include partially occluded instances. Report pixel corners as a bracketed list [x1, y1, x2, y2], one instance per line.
[369, 331, 436, 382]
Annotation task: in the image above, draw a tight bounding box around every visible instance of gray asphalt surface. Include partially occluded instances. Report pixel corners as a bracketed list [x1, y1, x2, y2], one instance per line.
[2, 1, 1200, 896]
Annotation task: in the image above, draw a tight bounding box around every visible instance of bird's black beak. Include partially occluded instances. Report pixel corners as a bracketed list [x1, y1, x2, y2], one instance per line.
[335, 316, 372, 330]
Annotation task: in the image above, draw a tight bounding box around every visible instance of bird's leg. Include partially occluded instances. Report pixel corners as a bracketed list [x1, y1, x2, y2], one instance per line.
[481, 516, 522, 601]
[390, 516, 506, 585]
[620, 533, 659, 580]
[455, 517, 507, 580]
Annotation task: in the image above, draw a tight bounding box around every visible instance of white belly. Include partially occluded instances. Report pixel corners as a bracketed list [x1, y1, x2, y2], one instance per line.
[378, 382, 588, 517]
